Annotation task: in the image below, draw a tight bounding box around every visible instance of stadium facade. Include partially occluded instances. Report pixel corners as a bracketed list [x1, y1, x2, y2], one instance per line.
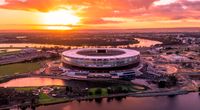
[62, 48, 140, 80]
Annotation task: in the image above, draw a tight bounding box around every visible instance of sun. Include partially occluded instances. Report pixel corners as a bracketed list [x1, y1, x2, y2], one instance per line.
[42, 9, 80, 30]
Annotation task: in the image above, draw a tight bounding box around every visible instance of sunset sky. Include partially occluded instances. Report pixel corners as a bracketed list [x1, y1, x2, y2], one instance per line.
[0, 0, 200, 30]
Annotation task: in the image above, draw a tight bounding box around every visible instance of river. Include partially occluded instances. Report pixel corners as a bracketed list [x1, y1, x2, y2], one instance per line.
[0, 38, 162, 49]
[38, 93, 200, 110]
[0, 78, 199, 110]
[0, 77, 65, 87]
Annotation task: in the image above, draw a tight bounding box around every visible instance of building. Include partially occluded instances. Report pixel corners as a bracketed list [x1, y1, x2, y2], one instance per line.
[61, 48, 140, 80]
[160, 54, 190, 63]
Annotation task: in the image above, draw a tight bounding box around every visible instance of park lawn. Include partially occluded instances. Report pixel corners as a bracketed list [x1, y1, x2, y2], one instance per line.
[89, 88, 108, 96]
[114, 84, 146, 92]
[114, 85, 145, 92]
[15, 87, 37, 91]
[0, 62, 41, 77]
[132, 85, 146, 91]
[39, 93, 67, 105]
[0, 51, 20, 56]
[101, 88, 108, 96]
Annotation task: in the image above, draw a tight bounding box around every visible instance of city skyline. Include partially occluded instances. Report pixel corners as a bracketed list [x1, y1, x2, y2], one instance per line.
[0, 0, 200, 30]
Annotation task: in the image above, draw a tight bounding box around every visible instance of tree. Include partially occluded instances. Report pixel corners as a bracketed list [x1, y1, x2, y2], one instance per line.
[115, 86, 123, 93]
[107, 87, 113, 94]
[95, 88, 102, 95]
[168, 75, 178, 86]
[158, 80, 166, 88]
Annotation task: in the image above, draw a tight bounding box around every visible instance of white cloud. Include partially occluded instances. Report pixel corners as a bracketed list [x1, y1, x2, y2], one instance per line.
[0, 0, 7, 5]
[154, 0, 178, 6]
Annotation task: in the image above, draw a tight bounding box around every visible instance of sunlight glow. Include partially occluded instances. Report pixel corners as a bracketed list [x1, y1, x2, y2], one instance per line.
[0, 0, 7, 5]
[154, 0, 177, 6]
[46, 26, 72, 30]
[42, 9, 80, 30]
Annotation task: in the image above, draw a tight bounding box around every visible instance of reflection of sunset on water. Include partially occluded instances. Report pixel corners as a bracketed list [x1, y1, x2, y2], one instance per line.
[129, 38, 162, 47]
[0, 77, 65, 87]
[0, 38, 162, 49]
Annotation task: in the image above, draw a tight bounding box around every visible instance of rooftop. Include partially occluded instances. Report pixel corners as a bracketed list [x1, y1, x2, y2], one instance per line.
[62, 48, 140, 59]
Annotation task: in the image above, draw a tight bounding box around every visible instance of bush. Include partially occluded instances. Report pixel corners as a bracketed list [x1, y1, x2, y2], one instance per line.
[88, 91, 93, 96]
[95, 88, 102, 95]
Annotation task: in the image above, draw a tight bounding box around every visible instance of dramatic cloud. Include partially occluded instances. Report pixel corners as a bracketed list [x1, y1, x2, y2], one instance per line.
[0, 0, 7, 5]
[0, 0, 156, 11]
[0, 0, 62, 11]
[0, 0, 200, 25]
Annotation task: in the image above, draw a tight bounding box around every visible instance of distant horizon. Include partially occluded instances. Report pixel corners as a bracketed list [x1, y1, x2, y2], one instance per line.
[0, 27, 200, 33]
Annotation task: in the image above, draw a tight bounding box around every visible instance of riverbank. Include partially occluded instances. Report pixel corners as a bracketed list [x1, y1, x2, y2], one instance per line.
[0, 76, 191, 109]
[0, 87, 189, 110]
[0, 74, 30, 83]
[0, 38, 161, 49]
[37, 89, 190, 107]
[0, 74, 193, 110]
[37, 92, 200, 110]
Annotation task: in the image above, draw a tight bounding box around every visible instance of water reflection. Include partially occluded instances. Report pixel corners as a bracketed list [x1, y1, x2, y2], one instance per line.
[0, 38, 162, 49]
[129, 38, 162, 47]
[95, 98, 103, 104]
[38, 93, 200, 110]
[0, 49, 21, 53]
[0, 77, 65, 87]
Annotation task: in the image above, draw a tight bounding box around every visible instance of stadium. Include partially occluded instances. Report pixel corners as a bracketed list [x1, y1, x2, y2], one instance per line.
[61, 48, 140, 80]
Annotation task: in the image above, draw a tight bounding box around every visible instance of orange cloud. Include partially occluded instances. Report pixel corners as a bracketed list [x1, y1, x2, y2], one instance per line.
[1, 0, 200, 26]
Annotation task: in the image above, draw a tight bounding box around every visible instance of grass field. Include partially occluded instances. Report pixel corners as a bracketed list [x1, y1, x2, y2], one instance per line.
[39, 93, 67, 105]
[15, 87, 37, 91]
[0, 62, 41, 77]
[0, 51, 20, 56]
[89, 88, 108, 96]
